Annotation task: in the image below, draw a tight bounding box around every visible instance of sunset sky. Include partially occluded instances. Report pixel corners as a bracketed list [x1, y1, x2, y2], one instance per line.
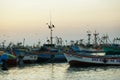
[0, 0, 120, 46]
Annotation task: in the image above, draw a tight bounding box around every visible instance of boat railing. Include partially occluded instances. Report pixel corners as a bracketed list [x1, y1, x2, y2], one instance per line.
[71, 51, 120, 58]
[105, 55, 120, 58]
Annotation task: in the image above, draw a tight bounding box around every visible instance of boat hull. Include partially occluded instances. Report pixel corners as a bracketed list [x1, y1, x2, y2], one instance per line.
[22, 54, 38, 64]
[64, 53, 120, 67]
[0, 59, 17, 67]
[7, 59, 17, 67]
[36, 53, 66, 63]
[69, 60, 120, 67]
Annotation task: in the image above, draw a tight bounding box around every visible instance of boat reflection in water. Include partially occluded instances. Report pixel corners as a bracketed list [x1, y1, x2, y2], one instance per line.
[0, 63, 120, 80]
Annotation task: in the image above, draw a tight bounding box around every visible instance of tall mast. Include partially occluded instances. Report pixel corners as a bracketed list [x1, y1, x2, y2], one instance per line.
[46, 11, 55, 44]
[23, 38, 25, 46]
[93, 31, 99, 46]
[87, 31, 91, 45]
[102, 34, 108, 44]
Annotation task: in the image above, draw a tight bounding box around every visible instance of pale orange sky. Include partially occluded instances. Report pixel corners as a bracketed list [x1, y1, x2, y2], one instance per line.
[0, 0, 120, 45]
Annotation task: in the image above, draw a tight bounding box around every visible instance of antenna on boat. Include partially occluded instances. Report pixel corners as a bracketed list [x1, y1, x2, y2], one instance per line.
[93, 31, 99, 46]
[102, 34, 109, 45]
[46, 11, 55, 45]
[23, 38, 25, 47]
[87, 31, 91, 45]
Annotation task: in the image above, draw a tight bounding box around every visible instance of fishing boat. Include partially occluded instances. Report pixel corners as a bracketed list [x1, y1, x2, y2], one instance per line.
[64, 45, 120, 67]
[64, 31, 120, 66]
[0, 51, 17, 67]
[33, 44, 66, 63]
[13, 48, 38, 64]
[33, 17, 66, 63]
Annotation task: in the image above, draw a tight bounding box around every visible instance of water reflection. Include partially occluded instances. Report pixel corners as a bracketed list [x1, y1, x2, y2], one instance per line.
[66, 66, 120, 80]
[67, 66, 120, 72]
[0, 63, 120, 80]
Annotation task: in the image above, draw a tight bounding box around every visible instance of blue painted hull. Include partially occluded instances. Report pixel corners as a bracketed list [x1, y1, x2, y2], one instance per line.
[13, 47, 67, 63]
[36, 53, 66, 63]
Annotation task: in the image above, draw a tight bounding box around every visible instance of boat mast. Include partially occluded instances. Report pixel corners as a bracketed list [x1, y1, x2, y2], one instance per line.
[46, 12, 55, 45]
[102, 34, 109, 45]
[23, 38, 25, 47]
[93, 31, 99, 46]
[87, 31, 91, 45]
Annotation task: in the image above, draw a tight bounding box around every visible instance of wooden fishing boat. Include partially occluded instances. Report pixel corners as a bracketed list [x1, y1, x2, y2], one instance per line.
[33, 44, 66, 63]
[12, 47, 38, 64]
[0, 51, 17, 67]
[64, 45, 120, 67]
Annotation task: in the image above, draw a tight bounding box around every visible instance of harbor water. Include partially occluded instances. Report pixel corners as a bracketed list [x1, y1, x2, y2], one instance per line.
[0, 63, 120, 80]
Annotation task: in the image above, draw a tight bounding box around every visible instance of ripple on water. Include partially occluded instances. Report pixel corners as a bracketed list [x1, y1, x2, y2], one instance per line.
[0, 63, 120, 80]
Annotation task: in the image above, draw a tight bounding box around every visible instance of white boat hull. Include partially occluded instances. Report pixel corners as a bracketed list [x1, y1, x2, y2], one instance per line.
[64, 52, 120, 67]
[23, 55, 38, 61]
[22, 55, 38, 63]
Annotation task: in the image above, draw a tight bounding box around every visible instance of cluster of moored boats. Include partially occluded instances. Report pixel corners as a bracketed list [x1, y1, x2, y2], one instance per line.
[0, 41, 120, 69]
[0, 31, 120, 70]
[0, 43, 66, 67]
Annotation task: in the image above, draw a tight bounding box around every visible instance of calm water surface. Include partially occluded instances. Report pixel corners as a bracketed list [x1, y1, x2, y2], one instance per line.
[0, 63, 120, 80]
